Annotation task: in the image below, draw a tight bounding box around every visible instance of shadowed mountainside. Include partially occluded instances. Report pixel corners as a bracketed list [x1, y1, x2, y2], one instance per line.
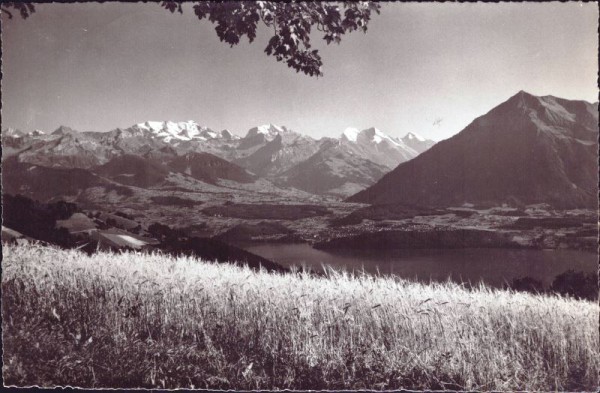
[349, 91, 599, 208]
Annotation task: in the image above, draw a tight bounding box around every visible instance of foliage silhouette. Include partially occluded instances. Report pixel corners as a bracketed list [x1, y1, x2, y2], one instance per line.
[508, 276, 545, 295]
[0, 2, 35, 19]
[3, 1, 381, 77]
[550, 270, 598, 301]
[2, 194, 77, 248]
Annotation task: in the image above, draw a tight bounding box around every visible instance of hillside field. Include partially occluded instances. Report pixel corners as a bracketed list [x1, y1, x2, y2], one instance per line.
[2, 243, 598, 390]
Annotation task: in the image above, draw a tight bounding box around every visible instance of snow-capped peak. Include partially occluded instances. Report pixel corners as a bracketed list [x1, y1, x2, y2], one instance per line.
[358, 127, 405, 147]
[342, 127, 404, 146]
[244, 124, 289, 140]
[256, 124, 284, 135]
[365, 127, 390, 144]
[341, 127, 360, 142]
[3, 127, 24, 138]
[402, 132, 426, 142]
[132, 120, 227, 143]
[137, 120, 200, 134]
[4, 127, 51, 138]
[401, 131, 436, 154]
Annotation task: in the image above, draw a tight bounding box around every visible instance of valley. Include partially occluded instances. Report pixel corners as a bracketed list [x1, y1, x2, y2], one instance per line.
[2, 91, 598, 290]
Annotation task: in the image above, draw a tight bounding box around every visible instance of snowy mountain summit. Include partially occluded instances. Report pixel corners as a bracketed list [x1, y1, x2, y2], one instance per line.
[245, 124, 292, 140]
[341, 127, 431, 152]
[356, 127, 413, 150]
[3, 128, 25, 138]
[341, 127, 360, 142]
[337, 126, 433, 168]
[401, 132, 436, 154]
[132, 120, 236, 142]
[403, 132, 426, 142]
[4, 119, 437, 198]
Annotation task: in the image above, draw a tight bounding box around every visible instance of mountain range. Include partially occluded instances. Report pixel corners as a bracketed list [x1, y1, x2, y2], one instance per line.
[4, 91, 596, 208]
[348, 91, 599, 208]
[2, 122, 434, 198]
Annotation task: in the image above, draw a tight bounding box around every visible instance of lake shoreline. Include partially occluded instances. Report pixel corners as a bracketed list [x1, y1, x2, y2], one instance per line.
[240, 242, 597, 289]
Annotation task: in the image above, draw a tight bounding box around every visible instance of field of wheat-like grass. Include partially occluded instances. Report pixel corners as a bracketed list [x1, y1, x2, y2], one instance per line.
[2, 243, 598, 390]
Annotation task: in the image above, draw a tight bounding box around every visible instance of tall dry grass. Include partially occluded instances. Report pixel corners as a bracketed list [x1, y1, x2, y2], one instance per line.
[2, 243, 598, 390]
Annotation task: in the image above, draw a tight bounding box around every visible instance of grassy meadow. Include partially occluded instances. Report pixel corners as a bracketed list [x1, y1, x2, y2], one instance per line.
[2, 243, 598, 390]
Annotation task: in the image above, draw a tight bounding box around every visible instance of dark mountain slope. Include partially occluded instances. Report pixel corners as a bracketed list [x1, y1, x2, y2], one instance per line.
[2, 157, 106, 202]
[348, 91, 599, 208]
[94, 154, 171, 188]
[168, 152, 256, 184]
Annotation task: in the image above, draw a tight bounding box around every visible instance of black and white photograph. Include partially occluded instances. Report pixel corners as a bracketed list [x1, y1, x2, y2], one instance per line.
[1, 1, 598, 390]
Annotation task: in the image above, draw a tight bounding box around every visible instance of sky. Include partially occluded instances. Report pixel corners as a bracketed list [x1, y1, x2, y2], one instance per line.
[2, 2, 598, 141]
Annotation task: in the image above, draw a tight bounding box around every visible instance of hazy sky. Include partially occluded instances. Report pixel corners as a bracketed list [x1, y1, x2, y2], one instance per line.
[2, 2, 598, 141]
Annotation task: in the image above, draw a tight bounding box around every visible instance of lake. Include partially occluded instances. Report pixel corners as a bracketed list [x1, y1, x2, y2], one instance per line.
[242, 242, 597, 287]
